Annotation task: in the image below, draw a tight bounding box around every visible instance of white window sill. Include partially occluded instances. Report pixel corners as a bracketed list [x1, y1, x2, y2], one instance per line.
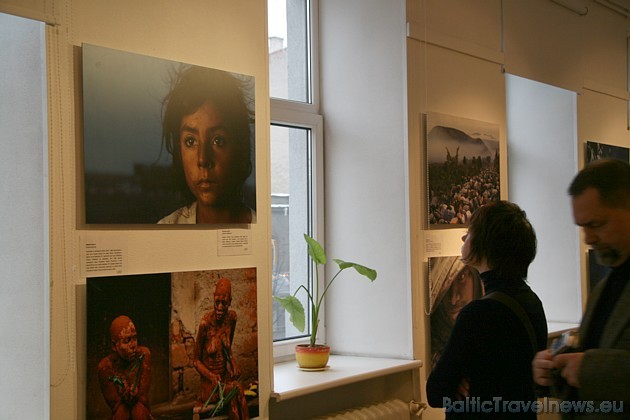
[548, 322, 580, 337]
[272, 355, 423, 402]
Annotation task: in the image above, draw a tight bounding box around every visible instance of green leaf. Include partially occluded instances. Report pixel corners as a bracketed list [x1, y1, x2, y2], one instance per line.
[273, 295, 306, 332]
[333, 259, 377, 281]
[304, 234, 326, 265]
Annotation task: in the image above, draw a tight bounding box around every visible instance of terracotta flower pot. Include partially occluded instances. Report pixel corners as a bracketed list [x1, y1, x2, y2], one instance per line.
[295, 344, 330, 369]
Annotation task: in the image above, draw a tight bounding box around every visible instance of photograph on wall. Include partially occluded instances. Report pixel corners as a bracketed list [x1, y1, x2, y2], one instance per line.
[87, 267, 259, 419]
[82, 44, 256, 225]
[426, 112, 500, 226]
[585, 140, 629, 164]
[428, 256, 483, 369]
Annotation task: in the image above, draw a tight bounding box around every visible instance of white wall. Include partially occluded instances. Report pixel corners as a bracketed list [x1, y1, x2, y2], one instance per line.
[407, 1, 630, 419]
[319, 0, 413, 359]
[41, 1, 272, 418]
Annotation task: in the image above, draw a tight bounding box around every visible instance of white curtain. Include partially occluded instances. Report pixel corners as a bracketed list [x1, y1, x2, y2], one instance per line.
[0, 12, 49, 419]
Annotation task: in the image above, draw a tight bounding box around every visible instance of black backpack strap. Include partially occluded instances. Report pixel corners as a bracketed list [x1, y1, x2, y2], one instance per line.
[483, 291, 538, 356]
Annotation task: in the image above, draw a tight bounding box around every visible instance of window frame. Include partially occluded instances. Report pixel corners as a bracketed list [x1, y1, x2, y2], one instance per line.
[269, 0, 323, 360]
[270, 102, 324, 360]
[268, 0, 320, 109]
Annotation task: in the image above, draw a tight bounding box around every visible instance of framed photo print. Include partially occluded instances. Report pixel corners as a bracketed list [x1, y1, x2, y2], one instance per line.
[86, 268, 259, 419]
[426, 112, 500, 227]
[428, 256, 483, 369]
[585, 141, 629, 164]
[82, 44, 256, 225]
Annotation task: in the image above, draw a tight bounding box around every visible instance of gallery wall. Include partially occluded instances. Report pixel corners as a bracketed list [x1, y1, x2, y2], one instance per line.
[406, 6, 507, 403]
[406, 1, 630, 419]
[319, 0, 413, 359]
[42, 0, 272, 418]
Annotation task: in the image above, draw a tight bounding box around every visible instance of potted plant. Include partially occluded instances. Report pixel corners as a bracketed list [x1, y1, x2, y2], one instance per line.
[273, 233, 377, 369]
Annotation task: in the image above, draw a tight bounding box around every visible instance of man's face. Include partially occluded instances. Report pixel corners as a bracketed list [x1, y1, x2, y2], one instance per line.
[179, 101, 242, 210]
[214, 291, 231, 321]
[113, 322, 138, 361]
[572, 187, 630, 267]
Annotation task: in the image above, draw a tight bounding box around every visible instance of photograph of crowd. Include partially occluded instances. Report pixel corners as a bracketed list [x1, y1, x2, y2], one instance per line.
[585, 140, 629, 164]
[426, 112, 500, 226]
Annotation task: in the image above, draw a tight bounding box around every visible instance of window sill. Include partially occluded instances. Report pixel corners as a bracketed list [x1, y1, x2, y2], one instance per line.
[271, 355, 423, 402]
[548, 322, 580, 338]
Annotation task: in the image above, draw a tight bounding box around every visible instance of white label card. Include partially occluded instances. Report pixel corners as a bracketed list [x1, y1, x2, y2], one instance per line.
[80, 235, 128, 278]
[218, 229, 252, 256]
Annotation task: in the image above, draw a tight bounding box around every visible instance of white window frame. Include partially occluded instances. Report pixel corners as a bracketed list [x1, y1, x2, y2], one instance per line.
[269, 0, 324, 360]
[271, 102, 325, 360]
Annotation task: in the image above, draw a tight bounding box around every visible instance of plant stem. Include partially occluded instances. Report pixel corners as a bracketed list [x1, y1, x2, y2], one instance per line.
[311, 260, 320, 346]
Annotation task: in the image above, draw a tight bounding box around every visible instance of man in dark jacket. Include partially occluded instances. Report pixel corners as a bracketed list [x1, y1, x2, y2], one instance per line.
[533, 159, 630, 418]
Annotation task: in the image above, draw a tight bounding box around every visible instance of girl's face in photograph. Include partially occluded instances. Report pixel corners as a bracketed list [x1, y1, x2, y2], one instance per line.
[179, 101, 242, 209]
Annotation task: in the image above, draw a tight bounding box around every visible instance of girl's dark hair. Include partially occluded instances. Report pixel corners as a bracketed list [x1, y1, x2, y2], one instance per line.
[465, 200, 537, 280]
[161, 65, 254, 202]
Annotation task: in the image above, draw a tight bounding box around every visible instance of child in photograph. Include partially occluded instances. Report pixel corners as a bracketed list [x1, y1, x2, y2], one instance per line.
[97, 315, 152, 420]
[158, 65, 255, 224]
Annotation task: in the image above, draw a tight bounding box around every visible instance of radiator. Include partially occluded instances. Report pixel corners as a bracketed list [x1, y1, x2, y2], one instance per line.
[316, 398, 416, 420]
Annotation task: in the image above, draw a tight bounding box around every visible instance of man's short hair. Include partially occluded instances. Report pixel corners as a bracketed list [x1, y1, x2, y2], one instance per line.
[568, 159, 630, 209]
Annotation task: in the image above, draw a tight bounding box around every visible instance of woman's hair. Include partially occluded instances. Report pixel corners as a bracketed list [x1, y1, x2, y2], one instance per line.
[568, 158, 630, 209]
[464, 200, 537, 280]
[161, 65, 254, 202]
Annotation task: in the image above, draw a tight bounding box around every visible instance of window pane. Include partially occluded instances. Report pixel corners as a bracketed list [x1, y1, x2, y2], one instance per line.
[271, 124, 312, 341]
[268, 0, 311, 103]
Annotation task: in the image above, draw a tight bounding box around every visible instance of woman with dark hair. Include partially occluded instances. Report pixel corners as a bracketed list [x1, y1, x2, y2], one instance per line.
[158, 65, 255, 224]
[427, 200, 548, 419]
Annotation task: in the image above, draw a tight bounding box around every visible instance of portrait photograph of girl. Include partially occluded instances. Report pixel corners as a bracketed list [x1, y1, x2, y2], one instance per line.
[82, 44, 256, 225]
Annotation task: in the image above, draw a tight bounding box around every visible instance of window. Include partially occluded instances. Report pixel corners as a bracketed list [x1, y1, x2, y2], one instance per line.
[268, 0, 316, 104]
[268, 0, 323, 357]
[270, 110, 323, 338]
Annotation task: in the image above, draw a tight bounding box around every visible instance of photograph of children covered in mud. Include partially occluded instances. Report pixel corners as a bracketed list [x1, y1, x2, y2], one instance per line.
[86, 268, 258, 419]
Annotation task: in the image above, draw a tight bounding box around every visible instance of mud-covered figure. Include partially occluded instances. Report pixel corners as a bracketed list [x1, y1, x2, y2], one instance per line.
[193, 278, 249, 419]
[97, 315, 152, 420]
